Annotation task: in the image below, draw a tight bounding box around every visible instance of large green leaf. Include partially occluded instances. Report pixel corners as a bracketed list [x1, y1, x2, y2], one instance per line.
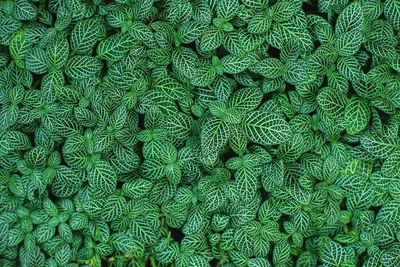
[70, 18, 100, 55]
[201, 117, 230, 155]
[172, 46, 197, 78]
[335, 2, 364, 34]
[88, 161, 117, 196]
[243, 111, 292, 146]
[96, 32, 135, 62]
[335, 31, 362, 56]
[65, 56, 102, 79]
[317, 87, 348, 119]
[320, 238, 355, 266]
[384, 0, 400, 31]
[344, 96, 370, 134]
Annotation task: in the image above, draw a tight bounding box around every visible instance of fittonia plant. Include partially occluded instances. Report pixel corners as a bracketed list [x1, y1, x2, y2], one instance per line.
[1, 0, 400, 266]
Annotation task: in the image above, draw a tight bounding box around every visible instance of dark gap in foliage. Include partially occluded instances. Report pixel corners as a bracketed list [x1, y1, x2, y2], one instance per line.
[362, 56, 373, 74]
[170, 228, 184, 243]
[279, 214, 290, 224]
[102, 259, 109, 267]
[261, 93, 272, 106]
[186, 42, 197, 52]
[136, 113, 145, 160]
[370, 205, 381, 214]
[260, 189, 269, 200]
[138, 113, 145, 130]
[268, 46, 280, 59]
[267, 243, 274, 264]
[224, 73, 235, 80]
[210, 258, 219, 267]
[302, 0, 318, 14]
[116, 181, 124, 188]
[31, 73, 43, 89]
[217, 46, 229, 58]
[48, 187, 59, 202]
[286, 83, 295, 92]
[220, 146, 238, 163]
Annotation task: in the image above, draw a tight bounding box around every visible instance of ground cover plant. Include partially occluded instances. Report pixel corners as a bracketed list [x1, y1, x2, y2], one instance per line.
[1, 0, 400, 266]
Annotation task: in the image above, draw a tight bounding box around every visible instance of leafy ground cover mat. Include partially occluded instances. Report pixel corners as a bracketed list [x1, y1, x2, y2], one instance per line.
[1, 0, 400, 266]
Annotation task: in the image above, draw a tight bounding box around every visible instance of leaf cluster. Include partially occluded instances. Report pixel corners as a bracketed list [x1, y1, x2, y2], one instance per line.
[1, 0, 400, 266]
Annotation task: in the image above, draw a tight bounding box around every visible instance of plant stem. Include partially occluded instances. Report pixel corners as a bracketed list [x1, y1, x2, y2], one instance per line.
[149, 255, 156, 267]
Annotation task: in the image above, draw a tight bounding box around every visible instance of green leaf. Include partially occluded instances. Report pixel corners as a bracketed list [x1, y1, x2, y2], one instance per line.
[178, 21, 208, 44]
[46, 36, 69, 69]
[54, 85, 81, 104]
[88, 161, 117, 196]
[129, 218, 158, 245]
[248, 12, 272, 34]
[0, 18, 22, 35]
[241, 0, 268, 9]
[55, 244, 71, 266]
[201, 117, 230, 155]
[381, 246, 400, 267]
[236, 166, 259, 203]
[70, 18, 100, 55]
[13, 0, 37, 21]
[216, 0, 239, 21]
[376, 200, 400, 222]
[172, 46, 197, 78]
[154, 76, 187, 100]
[273, 240, 291, 265]
[221, 54, 251, 74]
[25, 48, 48, 74]
[123, 178, 153, 199]
[320, 238, 354, 266]
[335, 31, 362, 56]
[243, 111, 292, 146]
[97, 32, 135, 62]
[146, 48, 171, 65]
[228, 87, 263, 112]
[191, 64, 217, 86]
[200, 26, 224, 51]
[140, 159, 166, 181]
[344, 96, 371, 134]
[10, 31, 31, 62]
[165, 113, 192, 140]
[384, 0, 400, 31]
[110, 233, 140, 254]
[335, 2, 364, 34]
[234, 228, 254, 257]
[334, 231, 359, 244]
[36, 224, 55, 243]
[165, 163, 182, 184]
[360, 133, 398, 159]
[271, 1, 297, 22]
[102, 193, 126, 221]
[253, 58, 284, 79]
[129, 21, 153, 42]
[283, 60, 309, 85]
[65, 56, 102, 79]
[317, 87, 349, 119]
[25, 247, 45, 267]
[364, 32, 397, 60]
[337, 56, 362, 81]
[382, 150, 400, 177]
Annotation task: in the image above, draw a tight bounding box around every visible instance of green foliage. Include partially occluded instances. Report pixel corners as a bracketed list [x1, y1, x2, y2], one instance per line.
[1, 0, 400, 266]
